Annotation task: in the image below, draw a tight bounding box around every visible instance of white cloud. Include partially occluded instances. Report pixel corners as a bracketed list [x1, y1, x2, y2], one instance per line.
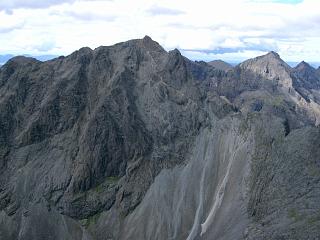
[0, 0, 319, 63]
[0, 0, 76, 11]
[0, 0, 112, 11]
[147, 5, 185, 16]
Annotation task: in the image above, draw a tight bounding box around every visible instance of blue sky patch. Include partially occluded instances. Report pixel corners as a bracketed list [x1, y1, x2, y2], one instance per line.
[251, 0, 303, 4]
[273, 0, 303, 4]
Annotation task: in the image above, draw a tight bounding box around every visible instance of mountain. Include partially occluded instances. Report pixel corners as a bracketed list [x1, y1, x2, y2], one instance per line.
[0, 54, 58, 65]
[238, 51, 293, 88]
[293, 61, 320, 89]
[0, 37, 320, 240]
[207, 59, 233, 71]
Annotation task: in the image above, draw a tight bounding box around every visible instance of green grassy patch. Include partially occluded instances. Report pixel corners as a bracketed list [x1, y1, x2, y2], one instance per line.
[92, 176, 120, 193]
[80, 212, 102, 228]
[106, 176, 120, 184]
[269, 96, 285, 108]
[288, 208, 304, 222]
[307, 214, 320, 225]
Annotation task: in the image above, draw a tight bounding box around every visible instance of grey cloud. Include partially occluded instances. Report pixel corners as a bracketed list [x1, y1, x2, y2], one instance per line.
[147, 5, 185, 16]
[0, 22, 25, 33]
[54, 10, 116, 21]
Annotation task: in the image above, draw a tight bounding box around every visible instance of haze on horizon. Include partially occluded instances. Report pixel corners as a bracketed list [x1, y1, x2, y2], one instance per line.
[0, 0, 319, 65]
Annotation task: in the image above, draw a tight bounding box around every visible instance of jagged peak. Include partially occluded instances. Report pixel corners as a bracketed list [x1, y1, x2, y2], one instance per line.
[140, 35, 165, 53]
[240, 50, 289, 69]
[238, 50, 293, 87]
[295, 60, 314, 70]
[169, 48, 181, 55]
[142, 35, 153, 42]
[257, 51, 287, 65]
[265, 51, 280, 59]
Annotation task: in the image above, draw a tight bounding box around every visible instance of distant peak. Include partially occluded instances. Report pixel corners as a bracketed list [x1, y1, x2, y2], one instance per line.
[295, 61, 315, 71]
[240, 50, 286, 67]
[7, 56, 39, 65]
[300, 60, 308, 66]
[208, 59, 233, 71]
[209, 59, 228, 64]
[238, 50, 292, 86]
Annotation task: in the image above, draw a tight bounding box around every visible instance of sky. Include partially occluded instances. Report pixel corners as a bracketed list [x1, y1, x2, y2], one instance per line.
[0, 0, 320, 64]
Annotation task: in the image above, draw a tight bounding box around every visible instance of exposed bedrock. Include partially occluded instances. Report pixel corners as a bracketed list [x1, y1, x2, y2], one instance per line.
[0, 36, 320, 239]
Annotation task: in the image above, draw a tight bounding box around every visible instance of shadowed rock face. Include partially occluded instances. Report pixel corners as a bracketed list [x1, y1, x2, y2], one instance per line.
[294, 61, 320, 88]
[0, 37, 320, 240]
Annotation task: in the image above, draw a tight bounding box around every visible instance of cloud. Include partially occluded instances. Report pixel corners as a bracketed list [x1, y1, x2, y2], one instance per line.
[0, 0, 112, 11]
[0, 24, 23, 33]
[0, 0, 75, 11]
[51, 9, 116, 21]
[0, 12, 25, 33]
[147, 5, 185, 16]
[33, 40, 56, 52]
[0, 0, 319, 63]
[180, 38, 279, 61]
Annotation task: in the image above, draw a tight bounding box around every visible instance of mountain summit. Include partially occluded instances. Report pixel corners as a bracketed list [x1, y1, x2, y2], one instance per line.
[295, 60, 313, 70]
[239, 51, 293, 88]
[293, 60, 320, 91]
[0, 37, 320, 240]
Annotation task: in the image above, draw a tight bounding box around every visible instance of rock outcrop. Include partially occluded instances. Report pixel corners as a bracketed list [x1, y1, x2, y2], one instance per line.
[0, 37, 319, 240]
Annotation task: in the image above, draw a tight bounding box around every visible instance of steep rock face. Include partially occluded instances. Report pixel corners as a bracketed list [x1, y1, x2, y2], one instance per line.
[0, 36, 230, 239]
[236, 52, 320, 126]
[0, 37, 320, 240]
[247, 123, 320, 239]
[239, 51, 293, 88]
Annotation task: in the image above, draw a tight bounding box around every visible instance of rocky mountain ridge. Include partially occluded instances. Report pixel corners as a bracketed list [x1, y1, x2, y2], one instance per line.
[0, 36, 319, 240]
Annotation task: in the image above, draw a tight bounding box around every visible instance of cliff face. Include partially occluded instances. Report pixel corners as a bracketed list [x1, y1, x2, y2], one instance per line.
[0, 37, 319, 240]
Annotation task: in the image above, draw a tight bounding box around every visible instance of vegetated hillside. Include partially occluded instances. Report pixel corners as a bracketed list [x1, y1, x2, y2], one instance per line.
[0, 36, 319, 240]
